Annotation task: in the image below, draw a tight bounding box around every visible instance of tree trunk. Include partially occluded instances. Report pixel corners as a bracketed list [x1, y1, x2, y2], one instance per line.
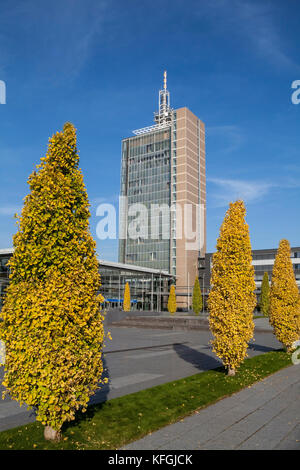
[227, 367, 236, 376]
[44, 426, 62, 442]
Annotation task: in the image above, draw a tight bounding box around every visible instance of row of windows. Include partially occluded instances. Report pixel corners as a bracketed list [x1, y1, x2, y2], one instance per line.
[255, 274, 300, 281]
[254, 265, 273, 272]
[128, 139, 170, 157]
[128, 178, 170, 189]
[128, 176, 170, 187]
[128, 173, 170, 188]
[128, 159, 170, 174]
[128, 166, 170, 178]
[126, 241, 170, 251]
[129, 237, 173, 245]
[127, 193, 170, 204]
[128, 150, 170, 165]
[126, 249, 169, 259]
[124, 131, 170, 148]
[254, 265, 300, 272]
[252, 251, 300, 260]
[125, 233, 171, 241]
[253, 254, 275, 260]
[126, 251, 170, 262]
[126, 260, 170, 271]
[128, 183, 170, 196]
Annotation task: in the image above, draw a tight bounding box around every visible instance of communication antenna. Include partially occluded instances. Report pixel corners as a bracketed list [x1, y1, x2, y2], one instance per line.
[155, 70, 172, 125]
[133, 71, 172, 135]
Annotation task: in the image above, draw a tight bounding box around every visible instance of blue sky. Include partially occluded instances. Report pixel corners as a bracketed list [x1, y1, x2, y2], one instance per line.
[0, 0, 299, 260]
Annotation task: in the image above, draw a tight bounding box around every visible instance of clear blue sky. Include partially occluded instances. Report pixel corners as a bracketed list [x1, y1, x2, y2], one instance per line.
[0, 0, 299, 260]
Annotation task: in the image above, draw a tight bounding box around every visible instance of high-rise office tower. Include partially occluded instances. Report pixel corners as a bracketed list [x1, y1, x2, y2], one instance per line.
[119, 72, 206, 309]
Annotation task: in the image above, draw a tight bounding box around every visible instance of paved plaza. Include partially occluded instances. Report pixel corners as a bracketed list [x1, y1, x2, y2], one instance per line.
[124, 363, 300, 450]
[0, 320, 280, 433]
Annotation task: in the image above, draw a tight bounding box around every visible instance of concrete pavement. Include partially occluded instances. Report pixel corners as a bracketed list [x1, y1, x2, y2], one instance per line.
[124, 364, 300, 450]
[0, 322, 280, 433]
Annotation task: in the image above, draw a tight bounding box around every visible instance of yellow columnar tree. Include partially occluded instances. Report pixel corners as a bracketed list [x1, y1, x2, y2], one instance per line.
[192, 276, 203, 315]
[0, 123, 105, 441]
[260, 272, 270, 317]
[208, 200, 256, 376]
[269, 239, 300, 352]
[123, 282, 131, 312]
[168, 285, 177, 315]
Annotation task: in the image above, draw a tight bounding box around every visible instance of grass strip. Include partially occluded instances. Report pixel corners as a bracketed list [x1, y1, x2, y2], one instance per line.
[0, 350, 291, 450]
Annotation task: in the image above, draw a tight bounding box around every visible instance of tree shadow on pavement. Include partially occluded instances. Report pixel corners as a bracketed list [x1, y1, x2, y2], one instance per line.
[248, 343, 276, 353]
[62, 353, 110, 432]
[173, 343, 223, 373]
[0, 366, 37, 429]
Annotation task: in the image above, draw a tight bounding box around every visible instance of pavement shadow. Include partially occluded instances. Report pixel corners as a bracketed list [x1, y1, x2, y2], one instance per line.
[87, 353, 110, 406]
[248, 343, 276, 353]
[173, 343, 223, 373]
[0, 366, 37, 428]
[62, 351, 110, 432]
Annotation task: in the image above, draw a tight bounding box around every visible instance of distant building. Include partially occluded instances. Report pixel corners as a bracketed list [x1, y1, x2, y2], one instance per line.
[199, 247, 300, 306]
[0, 249, 174, 312]
[119, 72, 206, 309]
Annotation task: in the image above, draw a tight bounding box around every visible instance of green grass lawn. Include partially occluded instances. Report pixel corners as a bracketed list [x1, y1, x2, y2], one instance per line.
[0, 350, 291, 450]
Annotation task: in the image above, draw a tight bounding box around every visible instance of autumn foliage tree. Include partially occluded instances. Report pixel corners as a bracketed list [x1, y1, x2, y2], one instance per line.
[192, 276, 202, 315]
[260, 272, 270, 317]
[0, 123, 106, 441]
[208, 200, 256, 376]
[167, 285, 177, 315]
[123, 282, 131, 312]
[269, 239, 300, 352]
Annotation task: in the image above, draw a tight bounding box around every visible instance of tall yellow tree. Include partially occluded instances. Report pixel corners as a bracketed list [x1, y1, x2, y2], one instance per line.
[123, 282, 131, 311]
[260, 272, 270, 317]
[168, 285, 177, 315]
[0, 123, 105, 441]
[269, 239, 300, 352]
[192, 276, 203, 315]
[208, 200, 256, 376]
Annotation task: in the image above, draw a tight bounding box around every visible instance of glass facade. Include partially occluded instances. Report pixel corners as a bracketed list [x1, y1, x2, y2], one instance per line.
[100, 266, 172, 311]
[0, 252, 174, 312]
[119, 128, 172, 271]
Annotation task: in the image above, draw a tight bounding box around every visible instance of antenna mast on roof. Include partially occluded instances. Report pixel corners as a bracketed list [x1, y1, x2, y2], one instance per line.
[132, 71, 173, 135]
[154, 70, 172, 126]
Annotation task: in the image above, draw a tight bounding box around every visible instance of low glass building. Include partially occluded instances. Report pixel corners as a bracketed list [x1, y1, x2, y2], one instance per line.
[0, 249, 174, 312]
